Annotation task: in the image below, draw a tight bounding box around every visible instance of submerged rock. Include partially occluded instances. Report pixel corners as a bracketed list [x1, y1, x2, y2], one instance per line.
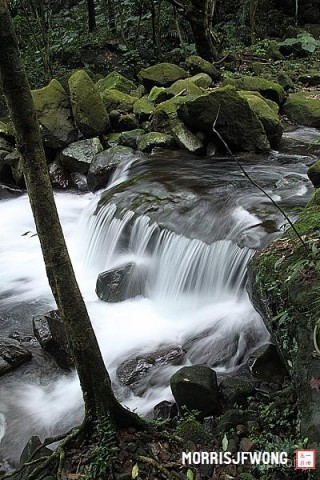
[96, 262, 147, 302]
[170, 365, 220, 417]
[48, 160, 72, 189]
[0, 337, 32, 376]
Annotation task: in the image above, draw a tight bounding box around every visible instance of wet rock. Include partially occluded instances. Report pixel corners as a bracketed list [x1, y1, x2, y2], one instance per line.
[219, 375, 257, 407]
[137, 132, 176, 153]
[96, 262, 146, 302]
[247, 343, 289, 383]
[153, 400, 178, 420]
[119, 129, 145, 149]
[170, 119, 205, 155]
[33, 310, 73, 370]
[48, 160, 72, 189]
[307, 159, 320, 188]
[71, 172, 88, 191]
[170, 365, 220, 418]
[116, 113, 139, 131]
[58, 137, 103, 174]
[0, 337, 32, 376]
[8, 330, 37, 344]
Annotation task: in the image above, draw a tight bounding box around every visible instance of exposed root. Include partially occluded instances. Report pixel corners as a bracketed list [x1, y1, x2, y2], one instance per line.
[135, 454, 183, 480]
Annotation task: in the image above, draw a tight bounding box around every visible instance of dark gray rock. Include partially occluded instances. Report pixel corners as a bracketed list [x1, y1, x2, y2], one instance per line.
[96, 262, 147, 302]
[48, 160, 72, 189]
[58, 138, 103, 174]
[0, 337, 32, 376]
[170, 365, 220, 417]
[19, 436, 52, 465]
[219, 375, 257, 407]
[247, 343, 288, 383]
[153, 400, 178, 420]
[33, 310, 73, 370]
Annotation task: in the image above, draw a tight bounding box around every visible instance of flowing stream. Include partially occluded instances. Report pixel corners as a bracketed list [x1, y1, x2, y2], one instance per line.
[0, 127, 318, 463]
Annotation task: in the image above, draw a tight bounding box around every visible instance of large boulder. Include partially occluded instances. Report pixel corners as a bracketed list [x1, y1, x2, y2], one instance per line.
[238, 91, 283, 147]
[137, 132, 176, 152]
[33, 310, 73, 370]
[169, 78, 203, 96]
[68, 70, 110, 137]
[0, 337, 32, 376]
[152, 96, 189, 132]
[223, 76, 285, 105]
[100, 89, 136, 113]
[185, 55, 220, 81]
[178, 86, 270, 152]
[170, 365, 220, 417]
[58, 137, 103, 174]
[138, 63, 188, 89]
[283, 91, 320, 128]
[96, 262, 146, 302]
[32, 79, 78, 148]
[96, 71, 137, 95]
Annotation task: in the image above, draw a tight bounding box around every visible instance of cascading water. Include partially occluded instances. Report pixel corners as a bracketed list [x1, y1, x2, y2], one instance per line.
[0, 130, 316, 463]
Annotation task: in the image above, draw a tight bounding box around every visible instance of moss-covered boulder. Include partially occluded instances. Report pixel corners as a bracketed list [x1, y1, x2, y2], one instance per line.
[68, 70, 110, 137]
[169, 79, 203, 96]
[308, 159, 320, 187]
[119, 129, 145, 149]
[185, 55, 220, 81]
[32, 79, 77, 149]
[148, 86, 174, 105]
[178, 86, 270, 152]
[116, 113, 139, 131]
[138, 63, 188, 89]
[223, 76, 285, 105]
[137, 132, 176, 152]
[298, 71, 320, 87]
[188, 73, 213, 89]
[238, 91, 283, 147]
[170, 119, 205, 155]
[96, 71, 137, 95]
[100, 89, 136, 113]
[283, 91, 320, 128]
[152, 96, 189, 132]
[133, 97, 155, 121]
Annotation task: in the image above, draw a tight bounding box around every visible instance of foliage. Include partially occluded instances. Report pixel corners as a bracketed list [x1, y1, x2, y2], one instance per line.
[175, 409, 212, 443]
[279, 33, 320, 54]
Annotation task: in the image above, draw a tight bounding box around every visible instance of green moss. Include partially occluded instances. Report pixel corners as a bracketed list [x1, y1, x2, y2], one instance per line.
[69, 70, 110, 137]
[0, 119, 15, 139]
[96, 71, 137, 95]
[185, 55, 220, 80]
[188, 72, 213, 89]
[133, 97, 154, 121]
[170, 119, 204, 155]
[223, 76, 285, 105]
[148, 86, 174, 104]
[152, 96, 188, 132]
[100, 89, 136, 113]
[169, 78, 203, 96]
[138, 63, 188, 88]
[119, 129, 145, 149]
[283, 91, 320, 128]
[136, 132, 176, 152]
[307, 159, 320, 188]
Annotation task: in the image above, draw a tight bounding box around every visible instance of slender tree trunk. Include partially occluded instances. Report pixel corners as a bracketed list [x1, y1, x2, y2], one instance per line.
[0, 0, 144, 431]
[87, 0, 96, 32]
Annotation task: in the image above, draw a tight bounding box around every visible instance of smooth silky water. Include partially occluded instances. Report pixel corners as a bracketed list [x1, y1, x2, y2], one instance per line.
[0, 127, 318, 463]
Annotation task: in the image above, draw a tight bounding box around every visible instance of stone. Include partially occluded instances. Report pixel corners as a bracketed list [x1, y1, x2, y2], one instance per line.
[239, 437, 255, 452]
[178, 86, 270, 152]
[71, 172, 88, 191]
[298, 72, 320, 87]
[96, 262, 146, 302]
[100, 89, 136, 113]
[137, 132, 176, 152]
[58, 137, 103, 174]
[169, 79, 203, 96]
[238, 91, 283, 148]
[96, 71, 137, 95]
[119, 129, 145, 149]
[283, 91, 320, 128]
[170, 119, 205, 155]
[247, 343, 289, 382]
[32, 79, 78, 149]
[219, 376, 256, 407]
[223, 76, 285, 105]
[185, 55, 220, 81]
[0, 337, 32, 376]
[133, 97, 155, 121]
[87, 146, 139, 191]
[308, 159, 320, 188]
[148, 86, 174, 105]
[68, 69, 110, 137]
[19, 436, 52, 466]
[188, 72, 213, 89]
[215, 409, 250, 434]
[170, 365, 220, 417]
[48, 160, 72, 189]
[152, 96, 188, 132]
[116, 113, 139, 131]
[277, 72, 295, 91]
[138, 63, 188, 89]
[153, 400, 178, 420]
[33, 310, 73, 370]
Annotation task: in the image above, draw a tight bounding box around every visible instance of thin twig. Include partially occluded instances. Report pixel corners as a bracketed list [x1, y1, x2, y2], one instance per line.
[211, 111, 309, 253]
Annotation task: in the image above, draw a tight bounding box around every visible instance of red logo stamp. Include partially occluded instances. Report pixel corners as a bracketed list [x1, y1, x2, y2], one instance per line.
[295, 450, 316, 470]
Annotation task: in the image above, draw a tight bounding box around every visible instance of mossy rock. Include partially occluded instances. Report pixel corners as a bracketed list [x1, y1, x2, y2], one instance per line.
[116, 113, 139, 131]
[133, 97, 155, 121]
[68, 70, 110, 137]
[32, 79, 77, 149]
[238, 91, 283, 147]
[223, 76, 285, 105]
[148, 86, 174, 105]
[185, 55, 220, 81]
[137, 132, 176, 152]
[170, 119, 204, 155]
[307, 159, 320, 187]
[152, 96, 189, 132]
[188, 72, 213, 89]
[298, 71, 320, 87]
[96, 71, 137, 95]
[105, 132, 122, 147]
[277, 72, 295, 91]
[283, 91, 320, 128]
[169, 79, 203, 96]
[100, 89, 136, 113]
[138, 63, 188, 89]
[178, 86, 269, 152]
[119, 129, 145, 149]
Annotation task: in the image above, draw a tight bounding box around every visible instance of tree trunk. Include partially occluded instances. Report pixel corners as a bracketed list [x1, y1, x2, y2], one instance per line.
[0, 0, 144, 432]
[87, 0, 96, 32]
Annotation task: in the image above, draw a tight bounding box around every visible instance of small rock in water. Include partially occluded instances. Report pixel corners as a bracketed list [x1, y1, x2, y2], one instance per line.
[0, 336, 32, 376]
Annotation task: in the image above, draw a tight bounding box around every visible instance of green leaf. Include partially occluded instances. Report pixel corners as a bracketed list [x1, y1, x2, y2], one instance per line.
[132, 463, 139, 479]
[187, 468, 194, 480]
[222, 433, 228, 451]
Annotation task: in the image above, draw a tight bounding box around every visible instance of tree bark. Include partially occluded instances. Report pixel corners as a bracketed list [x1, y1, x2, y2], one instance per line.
[87, 0, 96, 32]
[0, 0, 144, 431]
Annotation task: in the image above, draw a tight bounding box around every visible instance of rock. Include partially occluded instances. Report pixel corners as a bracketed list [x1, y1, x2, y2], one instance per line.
[185, 55, 220, 81]
[188, 72, 213, 89]
[298, 72, 320, 87]
[219, 376, 256, 407]
[32, 79, 78, 149]
[11, 157, 24, 187]
[223, 76, 285, 105]
[152, 96, 188, 132]
[33, 310, 73, 370]
[105, 132, 122, 147]
[119, 129, 145, 149]
[148, 86, 174, 105]
[178, 86, 270, 152]
[277, 72, 295, 91]
[247, 343, 289, 382]
[0, 337, 32, 376]
[96, 71, 137, 95]
[96, 262, 146, 302]
[19, 436, 52, 466]
[170, 365, 220, 417]
[308, 159, 320, 188]
[116, 113, 139, 131]
[153, 400, 178, 420]
[169, 79, 203, 96]
[58, 137, 103, 174]
[48, 160, 72, 189]
[0, 119, 15, 140]
[216, 409, 250, 434]
[68, 70, 110, 137]
[9, 330, 37, 344]
[117, 346, 185, 393]
[240, 437, 255, 452]
[133, 97, 155, 122]
[238, 91, 283, 148]
[137, 132, 176, 152]
[71, 172, 88, 191]
[283, 92, 320, 128]
[170, 119, 205, 155]
[138, 63, 188, 89]
[100, 89, 136, 113]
